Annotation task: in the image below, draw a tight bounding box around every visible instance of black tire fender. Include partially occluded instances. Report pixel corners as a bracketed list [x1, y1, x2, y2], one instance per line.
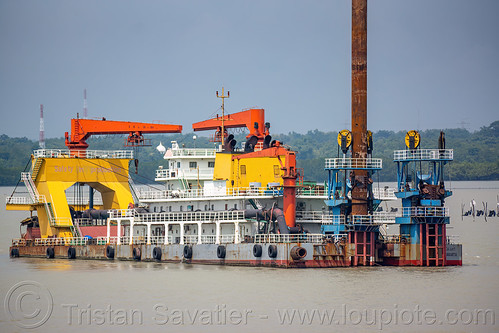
[268, 244, 278, 258]
[253, 244, 262, 257]
[217, 245, 226, 259]
[106, 245, 115, 259]
[153, 247, 162, 261]
[68, 247, 76, 259]
[183, 245, 192, 259]
[46, 247, 55, 259]
[133, 247, 141, 261]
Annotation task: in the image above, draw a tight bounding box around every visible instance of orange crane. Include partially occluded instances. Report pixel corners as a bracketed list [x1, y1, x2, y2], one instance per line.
[64, 117, 182, 153]
[192, 108, 269, 142]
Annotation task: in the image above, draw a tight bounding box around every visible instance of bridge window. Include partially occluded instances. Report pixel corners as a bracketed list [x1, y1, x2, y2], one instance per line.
[208, 162, 215, 168]
[189, 162, 197, 168]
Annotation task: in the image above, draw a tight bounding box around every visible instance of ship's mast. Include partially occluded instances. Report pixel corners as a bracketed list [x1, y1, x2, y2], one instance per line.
[351, 0, 368, 215]
[216, 87, 229, 142]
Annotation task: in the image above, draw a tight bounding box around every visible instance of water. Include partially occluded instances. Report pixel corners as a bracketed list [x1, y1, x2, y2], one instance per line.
[1, 183, 498, 332]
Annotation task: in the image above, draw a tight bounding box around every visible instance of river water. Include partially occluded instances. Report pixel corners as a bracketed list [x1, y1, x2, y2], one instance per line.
[0, 182, 498, 332]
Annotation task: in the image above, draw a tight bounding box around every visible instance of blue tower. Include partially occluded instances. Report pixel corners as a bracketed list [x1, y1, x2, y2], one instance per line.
[393, 131, 453, 266]
[322, 130, 383, 266]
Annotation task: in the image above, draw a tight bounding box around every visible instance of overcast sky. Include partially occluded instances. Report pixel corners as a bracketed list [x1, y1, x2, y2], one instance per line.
[0, 0, 497, 140]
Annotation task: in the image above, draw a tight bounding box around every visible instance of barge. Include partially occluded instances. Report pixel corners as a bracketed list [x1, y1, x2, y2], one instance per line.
[6, 0, 462, 267]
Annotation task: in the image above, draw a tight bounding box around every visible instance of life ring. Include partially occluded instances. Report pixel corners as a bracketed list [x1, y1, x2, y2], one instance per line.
[183, 245, 192, 259]
[46, 247, 55, 259]
[217, 245, 226, 259]
[268, 245, 278, 258]
[133, 247, 141, 261]
[152, 247, 162, 261]
[253, 244, 263, 257]
[67, 247, 76, 259]
[106, 245, 115, 259]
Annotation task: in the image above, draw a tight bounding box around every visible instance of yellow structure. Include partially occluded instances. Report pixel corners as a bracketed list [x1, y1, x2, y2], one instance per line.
[7, 153, 133, 238]
[213, 152, 285, 189]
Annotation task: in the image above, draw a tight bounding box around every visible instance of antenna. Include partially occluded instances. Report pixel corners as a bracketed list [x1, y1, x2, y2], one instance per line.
[39, 104, 45, 149]
[216, 87, 229, 142]
[83, 88, 88, 118]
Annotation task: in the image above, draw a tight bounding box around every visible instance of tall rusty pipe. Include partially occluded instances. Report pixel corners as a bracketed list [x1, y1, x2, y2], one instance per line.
[351, 0, 369, 215]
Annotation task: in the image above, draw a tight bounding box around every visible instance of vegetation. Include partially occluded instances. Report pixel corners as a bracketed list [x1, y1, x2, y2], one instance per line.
[0, 121, 497, 186]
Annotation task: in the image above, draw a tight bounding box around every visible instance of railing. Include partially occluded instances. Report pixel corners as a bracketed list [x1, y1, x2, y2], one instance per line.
[372, 187, 397, 200]
[49, 217, 73, 227]
[220, 235, 236, 243]
[381, 235, 411, 244]
[321, 214, 388, 225]
[254, 233, 324, 244]
[200, 235, 217, 244]
[323, 233, 349, 243]
[109, 209, 246, 223]
[155, 168, 214, 180]
[296, 187, 327, 197]
[324, 158, 382, 169]
[33, 237, 90, 246]
[402, 207, 449, 217]
[167, 148, 217, 157]
[12, 238, 27, 246]
[296, 211, 333, 223]
[33, 149, 134, 159]
[183, 235, 199, 244]
[393, 149, 453, 161]
[321, 215, 347, 224]
[6, 196, 34, 205]
[372, 212, 398, 224]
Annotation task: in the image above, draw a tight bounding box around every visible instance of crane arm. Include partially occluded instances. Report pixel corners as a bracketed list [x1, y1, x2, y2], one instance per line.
[65, 118, 182, 151]
[192, 108, 269, 139]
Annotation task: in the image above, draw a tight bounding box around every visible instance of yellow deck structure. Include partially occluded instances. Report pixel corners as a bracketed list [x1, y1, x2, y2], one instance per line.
[6, 149, 134, 238]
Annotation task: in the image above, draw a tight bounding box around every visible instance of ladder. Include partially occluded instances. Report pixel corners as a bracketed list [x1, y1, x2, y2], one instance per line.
[31, 158, 43, 181]
[420, 224, 446, 266]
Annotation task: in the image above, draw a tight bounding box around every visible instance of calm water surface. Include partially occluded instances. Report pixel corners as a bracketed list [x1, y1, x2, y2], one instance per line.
[0, 183, 498, 332]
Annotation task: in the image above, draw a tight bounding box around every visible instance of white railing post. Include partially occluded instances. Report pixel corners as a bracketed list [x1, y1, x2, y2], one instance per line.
[234, 222, 240, 244]
[129, 220, 134, 245]
[179, 223, 184, 245]
[164, 224, 169, 245]
[197, 222, 202, 244]
[146, 223, 151, 245]
[215, 222, 221, 245]
[117, 219, 121, 245]
[106, 218, 111, 243]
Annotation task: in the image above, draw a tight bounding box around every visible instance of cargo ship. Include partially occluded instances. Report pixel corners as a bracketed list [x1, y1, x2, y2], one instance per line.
[6, 0, 462, 267]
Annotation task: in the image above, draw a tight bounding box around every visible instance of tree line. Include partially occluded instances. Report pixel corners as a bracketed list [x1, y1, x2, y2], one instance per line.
[0, 120, 497, 186]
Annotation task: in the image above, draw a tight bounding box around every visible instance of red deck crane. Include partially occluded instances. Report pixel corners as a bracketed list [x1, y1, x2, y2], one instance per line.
[192, 108, 269, 142]
[65, 117, 182, 153]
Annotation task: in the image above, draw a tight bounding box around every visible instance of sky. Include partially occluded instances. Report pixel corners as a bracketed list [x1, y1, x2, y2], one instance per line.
[0, 0, 498, 140]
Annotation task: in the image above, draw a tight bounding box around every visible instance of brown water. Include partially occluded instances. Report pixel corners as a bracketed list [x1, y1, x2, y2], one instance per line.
[0, 183, 498, 332]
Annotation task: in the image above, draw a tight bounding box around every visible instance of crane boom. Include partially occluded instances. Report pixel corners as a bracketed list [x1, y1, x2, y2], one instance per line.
[192, 108, 269, 140]
[65, 118, 182, 152]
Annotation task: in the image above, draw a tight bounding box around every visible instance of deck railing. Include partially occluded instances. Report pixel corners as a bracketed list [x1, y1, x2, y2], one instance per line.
[33, 149, 134, 159]
[33, 237, 90, 246]
[325, 158, 382, 169]
[393, 149, 453, 161]
[254, 233, 324, 244]
[108, 209, 246, 223]
[402, 206, 449, 217]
